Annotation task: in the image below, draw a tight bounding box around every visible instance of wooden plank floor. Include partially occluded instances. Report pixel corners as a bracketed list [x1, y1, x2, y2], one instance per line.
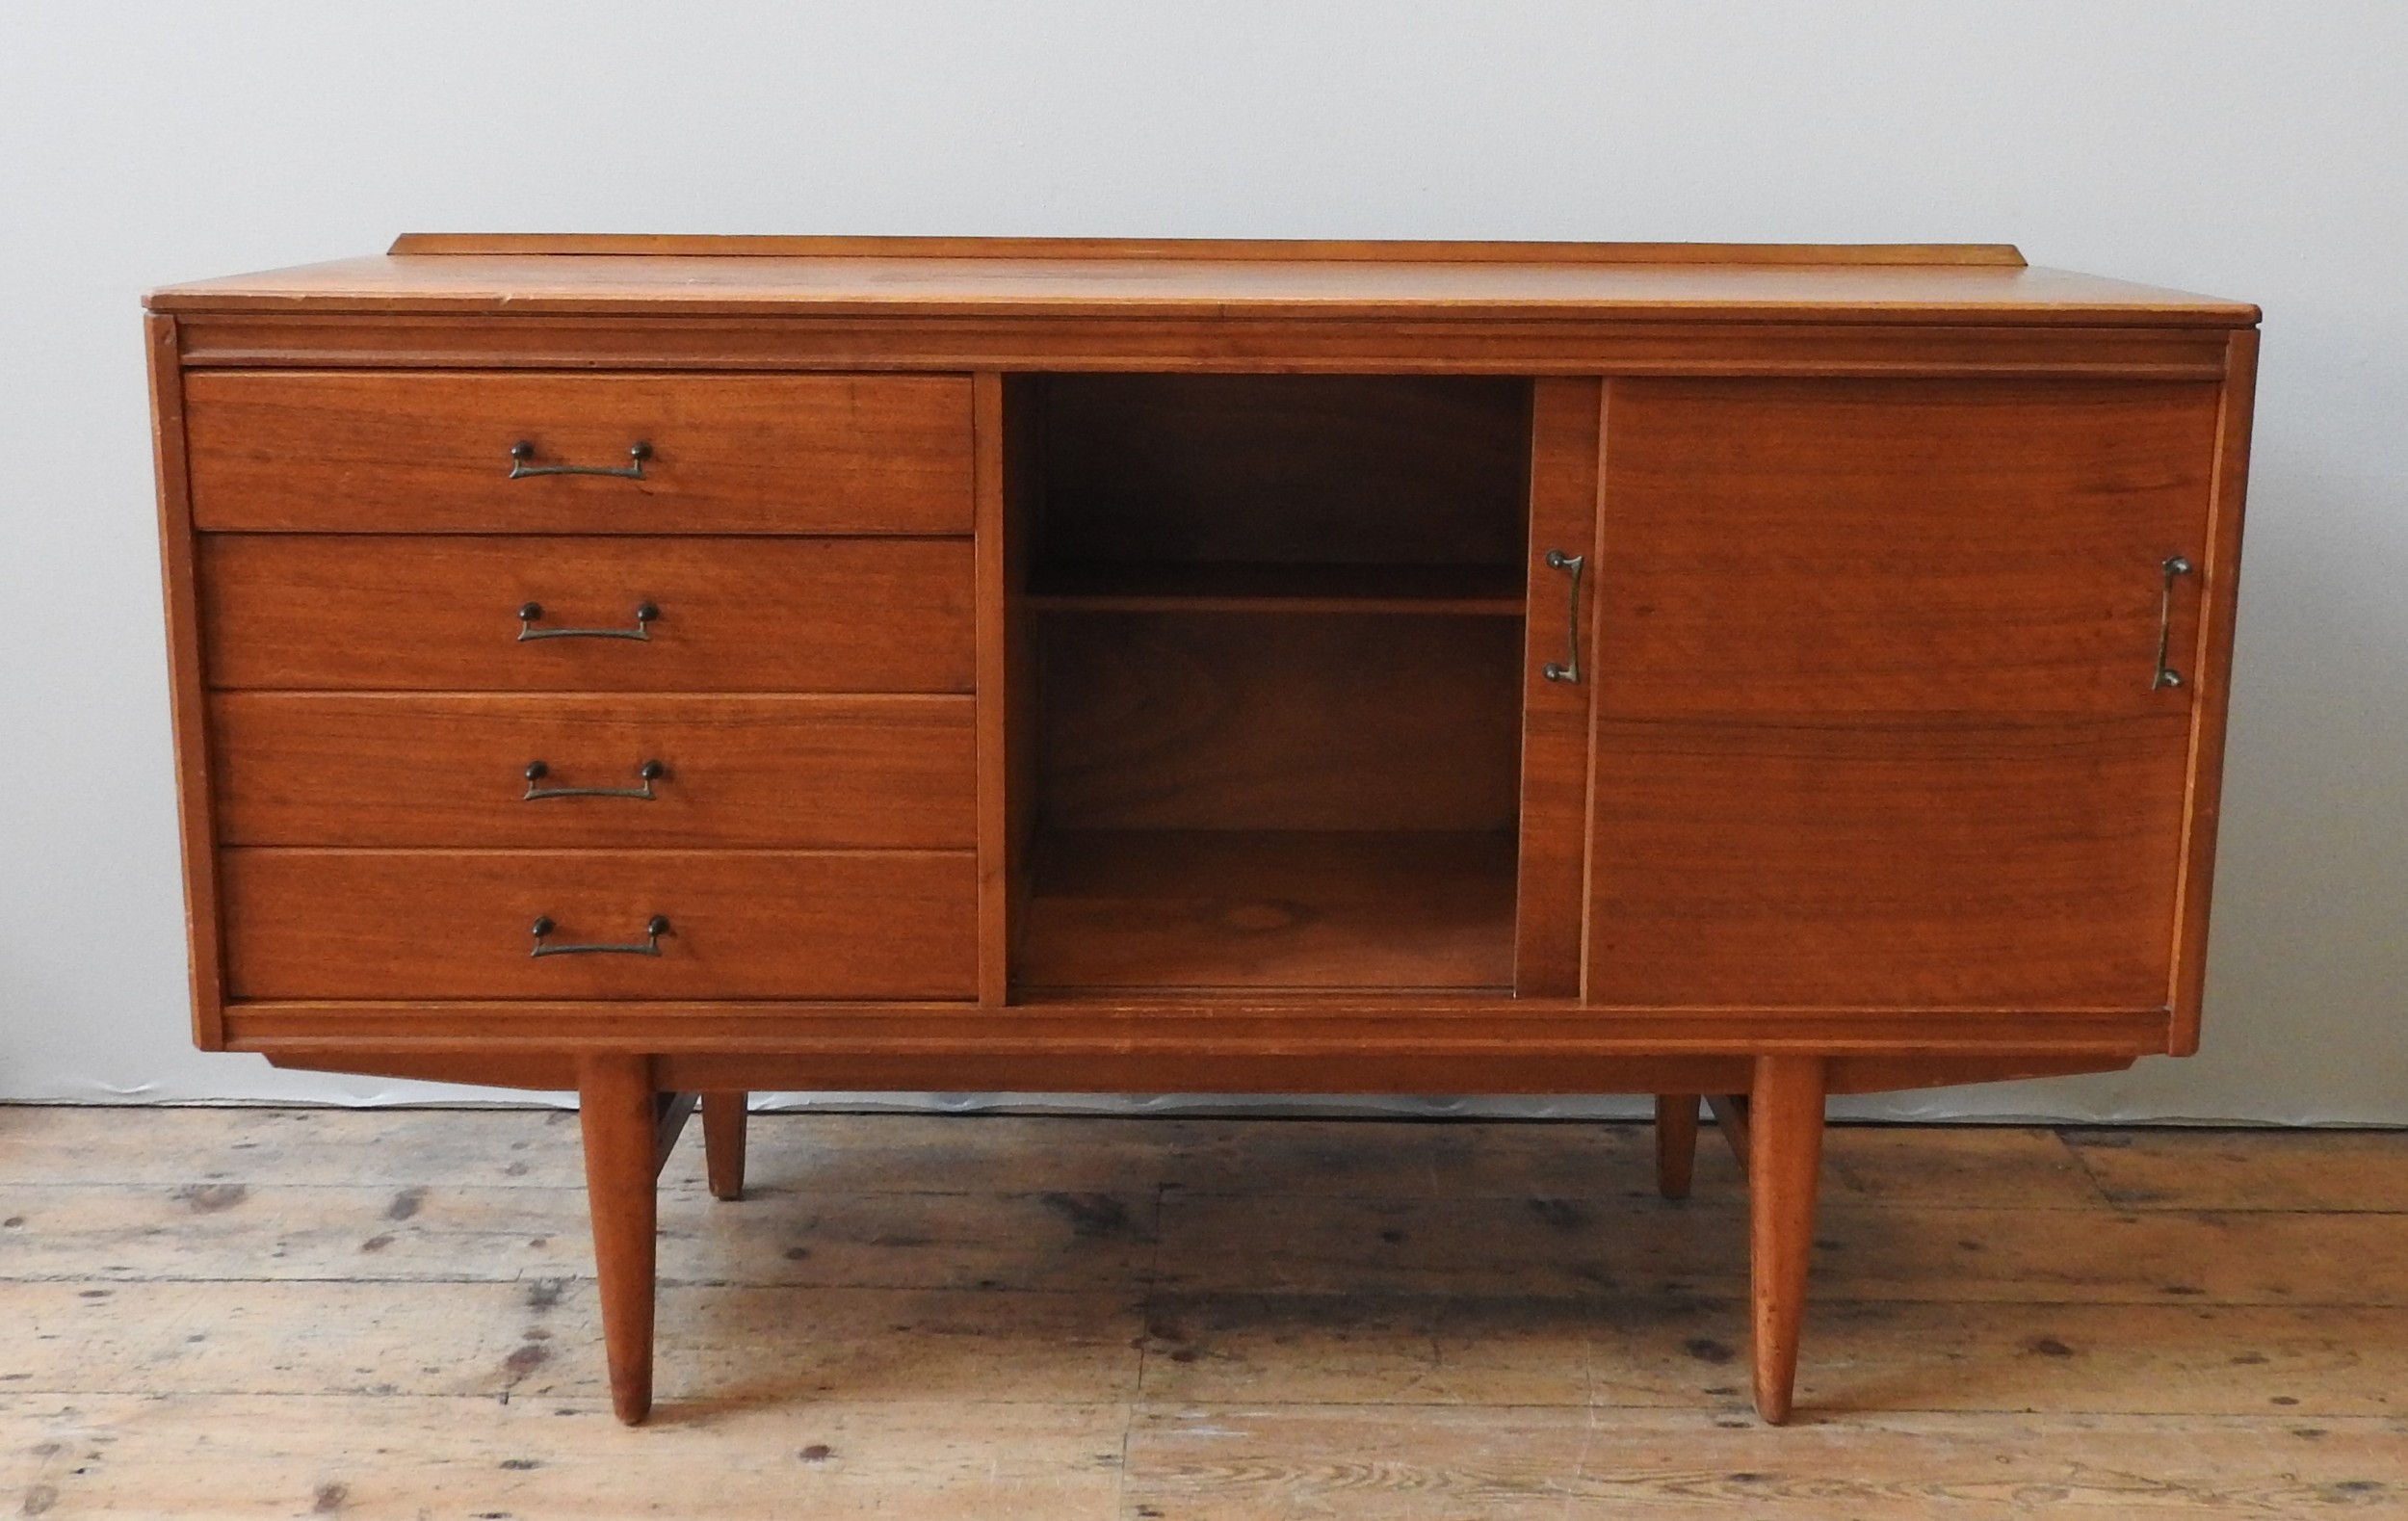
[4, 1109, 2406, 1518]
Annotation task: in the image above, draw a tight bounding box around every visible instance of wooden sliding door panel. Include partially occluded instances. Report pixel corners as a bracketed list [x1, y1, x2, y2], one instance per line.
[1588, 378, 2218, 1012]
[1514, 377, 1602, 997]
[1585, 715, 2189, 1008]
[1595, 380, 2220, 718]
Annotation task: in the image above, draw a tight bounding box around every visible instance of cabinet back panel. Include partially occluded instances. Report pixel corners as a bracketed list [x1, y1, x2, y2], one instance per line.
[1036, 375, 1530, 567]
[1037, 613, 1522, 832]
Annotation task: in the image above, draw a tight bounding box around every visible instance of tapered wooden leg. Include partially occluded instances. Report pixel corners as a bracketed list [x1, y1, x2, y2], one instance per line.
[1747, 1055, 1826, 1425]
[701, 1091, 749, 1201]
[579, 1054, 659, 1426]
[1653, 1093, 1699, 1199]
[1706, 1092, 1752, 1173]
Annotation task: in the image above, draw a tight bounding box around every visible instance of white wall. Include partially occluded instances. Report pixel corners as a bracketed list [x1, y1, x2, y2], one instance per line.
[3, 2, 2402, 1120]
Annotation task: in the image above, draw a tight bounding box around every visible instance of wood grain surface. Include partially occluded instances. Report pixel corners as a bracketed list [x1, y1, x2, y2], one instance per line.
[145, 315, 229, 1050]
[576, 1054, 659, 1423]
[1024, 560, 1525, 614]
[973, 371, 1013, 1008]
[4, 1109, 2401, 1517]
[169, 312, 2244, 379]
[1036, 613, 1522, 833]
[700, 1091, 748, 1201]
[1018, 830, 1517, 994]
[1513, 377, 1602, 998]
[186, 371, 972, 534]
[1585, 715, 2190, 1008]
[388, 233, 2033, 264]
[220, 850, 978, 1000]
[197, 535, 974, 693]
[146, 244, 2259, 327]
[1594, 379, 2221, 719]
[1585, 377, 2218, 1014]
[1748, 1055, 1828, 1422]
[209, 693, 975, 848]
[210, 1026, 2156, 1126]
[2168, 328, 2262, 1051]
[1034, 374, 1529, 568]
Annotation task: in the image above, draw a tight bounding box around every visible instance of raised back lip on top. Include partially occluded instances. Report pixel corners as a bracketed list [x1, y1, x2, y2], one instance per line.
[384, 232, 2031, 267]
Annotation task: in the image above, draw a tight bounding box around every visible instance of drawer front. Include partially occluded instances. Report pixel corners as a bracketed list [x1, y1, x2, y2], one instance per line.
[199, 536, 974, 692]
[186, 372, 973, 534]
[222, 850, 978, 1000]
[211, 694, 975, 849]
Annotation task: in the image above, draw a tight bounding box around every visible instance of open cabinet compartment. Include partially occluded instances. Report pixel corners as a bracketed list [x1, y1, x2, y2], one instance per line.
[1005, 374, 1534, 996]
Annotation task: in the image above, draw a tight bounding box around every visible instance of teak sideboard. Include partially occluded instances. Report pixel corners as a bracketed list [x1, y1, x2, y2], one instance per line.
[144, 235, 2260, 1425]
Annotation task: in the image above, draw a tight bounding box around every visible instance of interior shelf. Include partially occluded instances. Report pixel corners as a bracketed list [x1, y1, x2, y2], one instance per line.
[1017, 829, 1518, 996]
[1026, 562, 1526, 616]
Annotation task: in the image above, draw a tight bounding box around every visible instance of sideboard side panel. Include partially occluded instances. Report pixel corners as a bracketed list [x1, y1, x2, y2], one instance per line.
[147, 315, 226, 1049]
[2166, 328, 2261, 1053]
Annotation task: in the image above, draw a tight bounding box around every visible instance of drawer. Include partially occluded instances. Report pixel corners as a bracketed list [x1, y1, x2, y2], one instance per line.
[211, 694, 975, 848]
[222, 850, 978, 1000]
[186, 372, 973, 534]
[199, 536, 974, 692]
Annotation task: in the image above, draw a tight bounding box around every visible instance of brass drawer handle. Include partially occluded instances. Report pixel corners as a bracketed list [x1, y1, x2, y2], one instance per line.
[522, 759, 666, 801]
[530, 914, 669, 957]
[509, 439, 652, 480]
[1540, 549, 1584, 684]
[516, 601, 657, 642]
[2153, 555, 2194, 691]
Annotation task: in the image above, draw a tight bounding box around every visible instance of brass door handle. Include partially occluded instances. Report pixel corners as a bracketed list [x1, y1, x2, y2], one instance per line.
[522, 759, 665, 801]
[509, 439, 651, 479]
[1540, 549, 1584, 684]
[2153, 556, 2194, 691]
[530, 914, 669, 957]
[516, 601, 657, 642]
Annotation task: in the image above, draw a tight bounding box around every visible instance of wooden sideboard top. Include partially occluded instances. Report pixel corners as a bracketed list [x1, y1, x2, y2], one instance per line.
[145, 235, 2260, 327]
